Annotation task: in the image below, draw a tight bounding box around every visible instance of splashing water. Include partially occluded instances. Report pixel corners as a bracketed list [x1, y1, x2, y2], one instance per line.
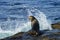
[0, 9, 52, 39]
[27, 9, 52, 30]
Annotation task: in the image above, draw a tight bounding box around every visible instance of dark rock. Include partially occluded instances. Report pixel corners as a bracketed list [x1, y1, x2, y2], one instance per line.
[1, 29, 60, 40]
[52, 22, 60, 29]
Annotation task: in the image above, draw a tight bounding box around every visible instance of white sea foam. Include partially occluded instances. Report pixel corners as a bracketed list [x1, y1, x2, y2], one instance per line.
[27, 9, 52, 30]
[0, 9, 52, 39]
[0, 9, 52, 33]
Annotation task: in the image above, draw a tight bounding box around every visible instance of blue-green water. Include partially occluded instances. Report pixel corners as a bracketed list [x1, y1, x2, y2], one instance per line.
[0, 33, 12, 39]
[0, 0, 60, 39]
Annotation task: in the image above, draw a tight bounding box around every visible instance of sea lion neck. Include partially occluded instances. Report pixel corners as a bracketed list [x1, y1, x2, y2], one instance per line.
[31, 19, 35, 22]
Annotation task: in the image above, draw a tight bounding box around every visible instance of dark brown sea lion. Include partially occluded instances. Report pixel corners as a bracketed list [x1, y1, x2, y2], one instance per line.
[29, 16, 40, 32]
[28, 16, 40, 36]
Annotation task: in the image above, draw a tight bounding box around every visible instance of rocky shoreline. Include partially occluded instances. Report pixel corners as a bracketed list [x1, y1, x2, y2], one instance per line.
[0, 23, 60, 40]
[52, 22, 60, 29]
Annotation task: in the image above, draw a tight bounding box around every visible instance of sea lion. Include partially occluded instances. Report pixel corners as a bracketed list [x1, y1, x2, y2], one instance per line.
[28, 16, 40, 36]
[29, 16, 40, 32]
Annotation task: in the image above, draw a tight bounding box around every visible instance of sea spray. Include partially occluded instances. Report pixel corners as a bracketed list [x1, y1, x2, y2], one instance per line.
[0, 9, 52, 39]
[0, 9, 52, 33]
[27, 9, 52, 30]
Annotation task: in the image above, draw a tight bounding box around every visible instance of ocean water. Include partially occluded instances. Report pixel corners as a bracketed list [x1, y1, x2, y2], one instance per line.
[0, 0, 60, 39]
[0, 33, 12, 39]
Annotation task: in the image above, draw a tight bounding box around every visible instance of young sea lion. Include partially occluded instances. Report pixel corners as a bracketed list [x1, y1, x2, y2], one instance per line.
[29, 16, 40, 32]
[28, 16, 40, 36]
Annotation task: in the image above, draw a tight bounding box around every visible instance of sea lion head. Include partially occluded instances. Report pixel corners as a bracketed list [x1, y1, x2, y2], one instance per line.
[29, 16, 36, 21]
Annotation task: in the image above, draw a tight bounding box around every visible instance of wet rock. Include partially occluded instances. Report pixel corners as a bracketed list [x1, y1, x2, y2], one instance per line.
[52, 22, 60, 29]
[0, 29, 60, 40]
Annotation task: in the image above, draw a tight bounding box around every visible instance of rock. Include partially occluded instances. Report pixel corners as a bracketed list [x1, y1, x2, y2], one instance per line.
[27, 30, 42, 36]
[52, 22, 60, 29]
[0, 29, 60, 40]
[1, 32, 24, 40]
